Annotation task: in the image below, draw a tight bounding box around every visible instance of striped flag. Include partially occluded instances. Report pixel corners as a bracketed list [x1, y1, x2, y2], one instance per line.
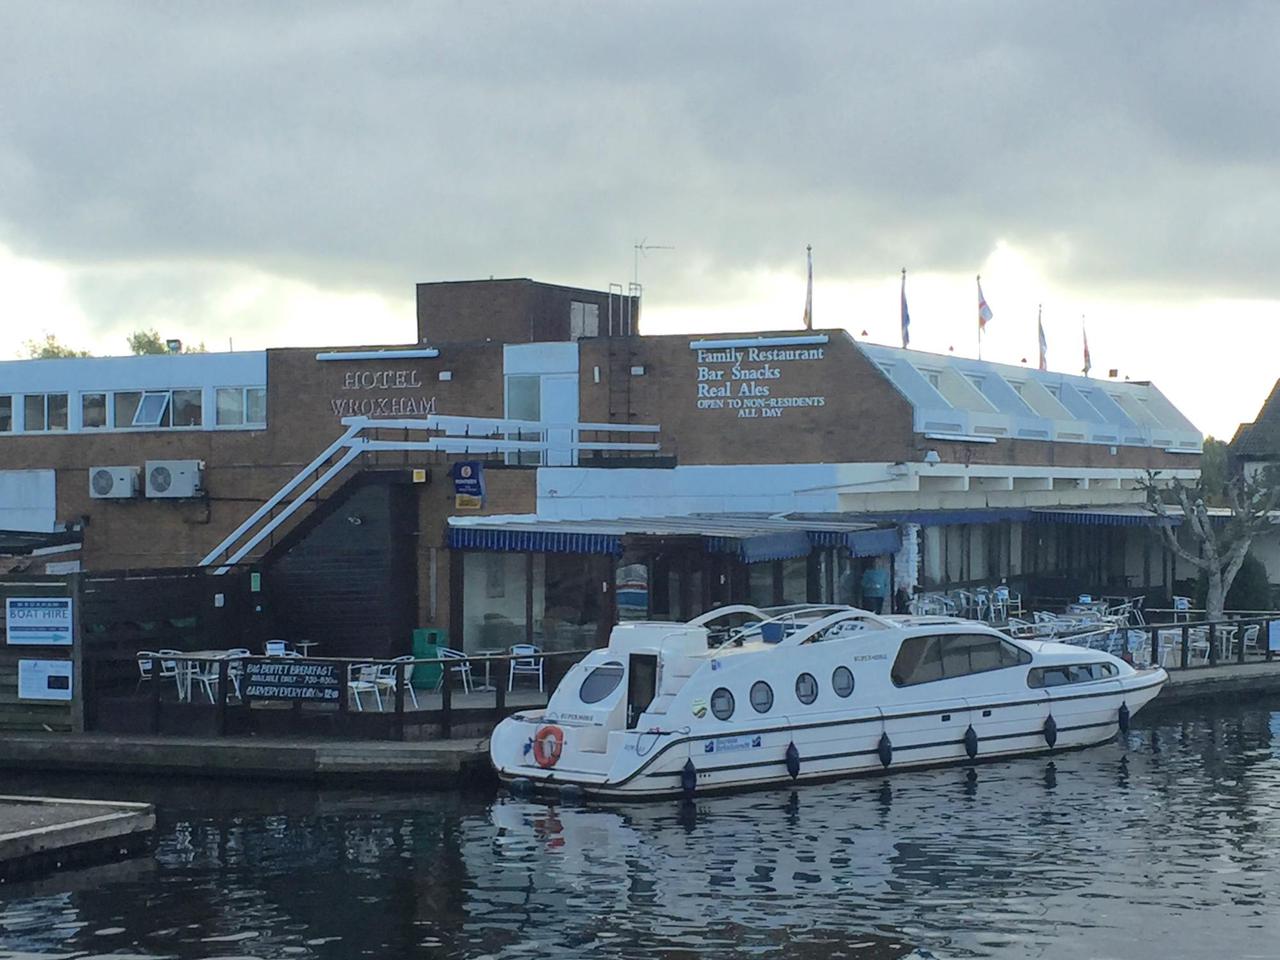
[977, 276, 993, 332]
[802, 245, 813, 330]
[1082, 321, 1091, 376]
[900, 269, 911, 349]
[1037, 306, 1047, 371]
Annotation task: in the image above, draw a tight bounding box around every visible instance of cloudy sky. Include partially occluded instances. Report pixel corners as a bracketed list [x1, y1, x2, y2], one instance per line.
[2, 1, 1277, 438]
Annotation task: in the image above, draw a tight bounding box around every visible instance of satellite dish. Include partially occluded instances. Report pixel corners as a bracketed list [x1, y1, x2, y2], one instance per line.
[149, 465, 172, 493]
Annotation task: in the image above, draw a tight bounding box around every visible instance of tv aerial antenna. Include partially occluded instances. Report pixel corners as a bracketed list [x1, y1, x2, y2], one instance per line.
[633, 238, 674, 287]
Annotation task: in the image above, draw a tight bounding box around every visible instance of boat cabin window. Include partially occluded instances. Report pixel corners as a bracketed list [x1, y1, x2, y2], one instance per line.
[1027, 662, 1119, 688]
[711, 687, 735, 720]
[795, 672, 818, 704]
[578, 661, 625, 704]
[750, 681, 774, 713]
[832, 666, 855, 698]
[892, 633, 1031, 687]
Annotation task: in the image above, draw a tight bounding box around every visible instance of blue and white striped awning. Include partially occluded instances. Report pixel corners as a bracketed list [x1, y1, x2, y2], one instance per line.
[446, 527, 623, 556]
[447, 513, 902, 561]
[1030, 508, 1176, 527]
[810, 526, 904, 558]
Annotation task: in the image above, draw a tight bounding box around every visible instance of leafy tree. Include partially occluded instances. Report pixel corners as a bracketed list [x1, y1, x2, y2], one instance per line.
[23, 333, 91, 358]
[1141, 471, 1280, 621]
[127, 329, 206, 355]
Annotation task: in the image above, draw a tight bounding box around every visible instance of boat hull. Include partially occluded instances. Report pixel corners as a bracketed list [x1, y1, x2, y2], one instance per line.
[492, 669, 1166, 800]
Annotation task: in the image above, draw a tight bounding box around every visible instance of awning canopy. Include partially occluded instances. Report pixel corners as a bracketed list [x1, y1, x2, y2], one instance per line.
[0, 529, 82, 556]
[1029, 506, 1180, 527]
[447, 513, 901, 562]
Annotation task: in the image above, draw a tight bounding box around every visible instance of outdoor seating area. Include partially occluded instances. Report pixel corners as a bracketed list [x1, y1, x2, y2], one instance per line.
[910, 585, 1025, 622]
[132, 641, 557, 713]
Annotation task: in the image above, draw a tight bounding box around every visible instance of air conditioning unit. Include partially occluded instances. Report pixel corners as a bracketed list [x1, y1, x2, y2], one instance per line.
[89, 466, 140, 499]
[145, 459, 204, 499]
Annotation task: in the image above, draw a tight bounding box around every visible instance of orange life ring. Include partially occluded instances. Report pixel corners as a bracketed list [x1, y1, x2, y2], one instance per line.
[532, 725, 565, 768]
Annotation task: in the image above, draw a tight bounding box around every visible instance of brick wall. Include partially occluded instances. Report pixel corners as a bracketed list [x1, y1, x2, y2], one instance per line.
[416, 278, 638, 344]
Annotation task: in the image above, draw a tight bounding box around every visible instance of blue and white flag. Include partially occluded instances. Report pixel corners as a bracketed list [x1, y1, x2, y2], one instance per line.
[900, 269, 911, 349]
[1037, 306, 1048, 371]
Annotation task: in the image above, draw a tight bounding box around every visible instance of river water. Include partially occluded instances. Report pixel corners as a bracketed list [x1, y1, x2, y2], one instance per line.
[2, 696, 1280, 960]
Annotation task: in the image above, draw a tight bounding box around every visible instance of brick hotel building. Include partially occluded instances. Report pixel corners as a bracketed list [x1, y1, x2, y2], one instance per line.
[0, 278, 1203, 658]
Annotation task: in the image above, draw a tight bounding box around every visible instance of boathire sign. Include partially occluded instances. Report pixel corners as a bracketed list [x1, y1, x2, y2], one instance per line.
[691, 339, 826, 419]
[5, 598, 73, 646]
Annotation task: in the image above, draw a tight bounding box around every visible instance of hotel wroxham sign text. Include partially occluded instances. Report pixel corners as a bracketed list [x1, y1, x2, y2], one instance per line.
[330, 368, 437, 418]
[694, 345, 826, 419]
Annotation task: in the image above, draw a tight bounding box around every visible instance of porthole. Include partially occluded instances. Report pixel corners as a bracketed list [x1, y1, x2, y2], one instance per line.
[750, 680, 774, 713]
[578, 661, 624, 704]
[795, 672, 818, 705]
[832, 666, 855, 698]
[710, 687, 735, 720]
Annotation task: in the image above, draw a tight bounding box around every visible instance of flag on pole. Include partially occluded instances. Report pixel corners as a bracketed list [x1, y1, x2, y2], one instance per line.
[900, 269, 911, 349]
[1082, 320, 1091, 377]
[977, 276, 993, 332]
[802, 245, 813, 330]
[1037, 306, 1047, 371]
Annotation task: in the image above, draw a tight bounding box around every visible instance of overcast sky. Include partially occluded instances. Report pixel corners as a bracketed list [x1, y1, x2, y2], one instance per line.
[2, 1, 1278, 438]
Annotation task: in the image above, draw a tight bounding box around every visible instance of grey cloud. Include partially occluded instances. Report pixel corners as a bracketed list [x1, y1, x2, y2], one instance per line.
[1, 0, 1278, 328]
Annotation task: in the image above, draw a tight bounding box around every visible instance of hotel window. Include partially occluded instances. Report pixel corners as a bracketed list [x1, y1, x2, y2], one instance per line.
[505, 375, 542, 465]
[1009, 381, 1024, 396]
[124, 389, 203, 428]
[0, 396, 11, 432]
[921, 369, 941, 390]
[569, 301, 600, 340]
[81, 393, 107, 429]
[114, 391, 141, 427]
[23, 393, 68, 432]
[216, 386, 267, 426]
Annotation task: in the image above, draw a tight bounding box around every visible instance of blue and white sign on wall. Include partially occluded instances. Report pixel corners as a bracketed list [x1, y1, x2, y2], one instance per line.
[451, 461, 486, 510]
[5, 597, 73, 646]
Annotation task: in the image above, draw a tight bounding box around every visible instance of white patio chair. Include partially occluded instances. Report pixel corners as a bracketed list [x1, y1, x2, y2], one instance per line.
[348, 663, 383, 711]
[136, 650, 158, 691]
[225, 648, 251, 698]
[436, 647, 474, 694]
[375, 655, 420, 709]
[157, 649, 184, 699]
[1242, 624, 1262, 657]
[190, 658, 223, 703]
[508, 644, 544, 692]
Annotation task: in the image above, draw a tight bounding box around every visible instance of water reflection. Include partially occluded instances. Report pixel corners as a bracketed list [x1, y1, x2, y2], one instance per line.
[2, 698, 1280, 958]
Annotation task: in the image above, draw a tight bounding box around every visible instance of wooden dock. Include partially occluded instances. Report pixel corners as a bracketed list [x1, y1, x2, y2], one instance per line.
[0, 795, 154, 881]
[0, 732, 495, 786]
[1158, 660, 1280, 705]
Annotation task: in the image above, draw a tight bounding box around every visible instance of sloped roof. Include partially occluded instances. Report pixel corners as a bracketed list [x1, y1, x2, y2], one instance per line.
[1231, 379, 1280, 458]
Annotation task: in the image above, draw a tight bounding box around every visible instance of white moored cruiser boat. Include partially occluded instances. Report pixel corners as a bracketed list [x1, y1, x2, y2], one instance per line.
[489, 605, 1167, 799]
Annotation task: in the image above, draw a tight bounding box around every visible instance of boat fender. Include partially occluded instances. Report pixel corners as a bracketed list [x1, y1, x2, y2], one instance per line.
[509, 777, 533, 796]
[532, 725, 565, 768]
[877, 732, 893, 768]
[964, 724, 979, 760]
[785, 741, 800, 780]
[1118, 702, 1130, 734]
[681, 758, 697, 797]
[1043, 715, 1058, 749]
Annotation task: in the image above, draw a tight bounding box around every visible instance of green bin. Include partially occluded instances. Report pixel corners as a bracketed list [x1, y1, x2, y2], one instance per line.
[412, 628, 447, 689]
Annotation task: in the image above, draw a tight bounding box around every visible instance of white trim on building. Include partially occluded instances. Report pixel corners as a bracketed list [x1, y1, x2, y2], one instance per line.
[0, 352, 268, 435]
